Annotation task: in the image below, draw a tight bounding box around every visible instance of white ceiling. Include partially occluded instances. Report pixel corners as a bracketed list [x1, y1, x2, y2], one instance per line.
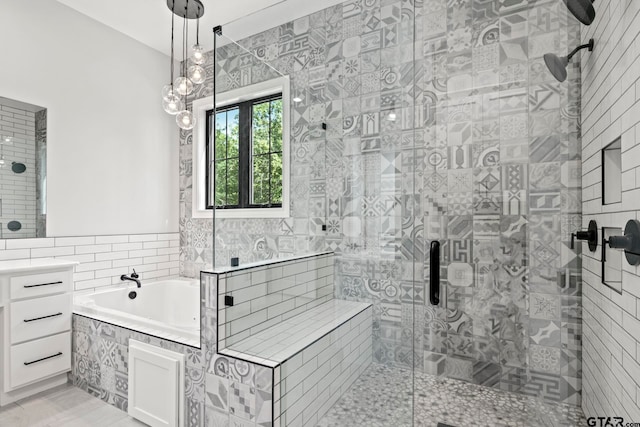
[55, 0, 343, 57]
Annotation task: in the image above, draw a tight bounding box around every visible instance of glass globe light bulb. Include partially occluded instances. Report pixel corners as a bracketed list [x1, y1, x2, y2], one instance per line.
[162, 94, 184, 115]
[0, 156, 6, 167]
[174, 77, 194, 96]
[188, 65, 206, 85]
[191, 44, 205, 65]
[161, 84, 175, 101]
[176, 110, 196, 130]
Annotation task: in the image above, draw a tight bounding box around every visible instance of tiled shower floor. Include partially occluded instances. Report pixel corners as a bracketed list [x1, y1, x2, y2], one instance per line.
[317, 364, 587, 427]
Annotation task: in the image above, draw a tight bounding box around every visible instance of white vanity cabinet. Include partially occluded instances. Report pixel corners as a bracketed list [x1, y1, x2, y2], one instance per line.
[0, 258, 78, 406]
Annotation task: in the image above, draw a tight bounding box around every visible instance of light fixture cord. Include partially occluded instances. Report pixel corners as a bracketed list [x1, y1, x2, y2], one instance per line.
[196, 15, 200, 45]
[170, 6, 175, 88]
[183, 1, 188, 104]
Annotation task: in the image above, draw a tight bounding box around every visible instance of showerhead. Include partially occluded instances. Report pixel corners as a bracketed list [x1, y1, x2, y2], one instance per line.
[543, 38, 594, 82]
[543, 53, 569, 82]
[563, 0, 596, 26]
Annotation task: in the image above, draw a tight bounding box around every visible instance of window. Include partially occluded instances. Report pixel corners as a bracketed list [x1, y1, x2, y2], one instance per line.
[207, 95, 283, 209]
[191, 76, 290, 219]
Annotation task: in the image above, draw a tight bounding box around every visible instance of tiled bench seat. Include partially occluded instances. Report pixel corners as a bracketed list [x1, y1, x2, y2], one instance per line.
[218, 299, 373, 427]
[221, 299, 371, 365]
[210, 253, 373, 426]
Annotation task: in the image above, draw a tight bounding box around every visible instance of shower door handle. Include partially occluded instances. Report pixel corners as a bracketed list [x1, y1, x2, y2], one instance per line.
[430, 241, 440, 306]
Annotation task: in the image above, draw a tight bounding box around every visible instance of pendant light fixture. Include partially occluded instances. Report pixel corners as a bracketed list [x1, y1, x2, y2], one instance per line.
[188, 16, 206, 84]
[162, 10, 184, 115]
[163, 0, 204, 130]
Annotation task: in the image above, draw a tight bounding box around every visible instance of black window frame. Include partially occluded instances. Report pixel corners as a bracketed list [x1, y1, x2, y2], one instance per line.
[205, 93, 284, 210]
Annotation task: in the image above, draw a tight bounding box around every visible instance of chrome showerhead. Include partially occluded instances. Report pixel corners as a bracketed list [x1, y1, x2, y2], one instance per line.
[543, 39, 594, 82]
[563, 0, 596, 25]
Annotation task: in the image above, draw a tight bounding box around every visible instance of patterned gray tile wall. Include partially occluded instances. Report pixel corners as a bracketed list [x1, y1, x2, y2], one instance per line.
[71, 314, 207, 427]
[179, 0, 583, 405]
[202, 272, 275, 427]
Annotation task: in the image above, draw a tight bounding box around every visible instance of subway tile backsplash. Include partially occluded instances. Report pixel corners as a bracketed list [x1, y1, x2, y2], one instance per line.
[0, 233, 179, 291]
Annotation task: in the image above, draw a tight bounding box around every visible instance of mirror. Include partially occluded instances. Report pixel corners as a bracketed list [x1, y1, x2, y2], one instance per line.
[0, 96, 46, 239]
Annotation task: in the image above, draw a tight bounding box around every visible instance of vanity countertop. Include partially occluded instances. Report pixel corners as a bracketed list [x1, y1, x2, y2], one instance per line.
[0, 258, 78, 275]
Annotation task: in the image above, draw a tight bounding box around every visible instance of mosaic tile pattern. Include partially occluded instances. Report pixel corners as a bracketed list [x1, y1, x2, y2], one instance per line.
[318, 364, 587, 427]
[179, 0, 583, 406]
[71, 314, 206, 427]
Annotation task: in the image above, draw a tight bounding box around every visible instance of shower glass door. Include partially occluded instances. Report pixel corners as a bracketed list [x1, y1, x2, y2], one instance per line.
[210, 0, 421, 424]
[415, 0, 583, 424]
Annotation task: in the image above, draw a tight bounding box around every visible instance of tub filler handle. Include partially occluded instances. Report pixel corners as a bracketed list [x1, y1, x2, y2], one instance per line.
[24, 352, 63, 366]
[24, 312, 63, 323]
[23, 281, 63, 288]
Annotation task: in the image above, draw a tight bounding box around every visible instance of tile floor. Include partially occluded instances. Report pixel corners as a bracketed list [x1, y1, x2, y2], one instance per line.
[0, 383, 145, 427]
[317, 364, 588, 427]
[0, 364, 588, 427]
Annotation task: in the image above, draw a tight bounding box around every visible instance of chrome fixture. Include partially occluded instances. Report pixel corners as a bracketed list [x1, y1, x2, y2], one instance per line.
[563, 0, 596, 26]
[544, 38, 594, 82]
[606, 220, 640, 266]
[162, 0, 205, 130]
[121, 269, 141, 288]
[571, 220, 598, 252]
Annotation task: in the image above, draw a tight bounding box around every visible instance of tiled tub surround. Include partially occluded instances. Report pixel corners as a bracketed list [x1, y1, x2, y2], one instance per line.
[580, 0, 640, 422]
[217, 252, 335, 349]
[0, 232, 179, 291]
[71, 314, 205, 424]
[179, 0, 584, 405]
[71, 259, 371, 427]
[73, 278, 200, 347]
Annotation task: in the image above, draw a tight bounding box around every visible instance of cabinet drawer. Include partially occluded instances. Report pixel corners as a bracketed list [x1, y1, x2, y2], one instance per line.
[10, 270, 70, 300]
[10, 294, 71, 344]
[10, 332, 71, 390]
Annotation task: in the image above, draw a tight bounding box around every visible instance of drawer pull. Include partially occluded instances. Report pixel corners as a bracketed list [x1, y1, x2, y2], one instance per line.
[24, 312, 63, 323]
[24, 352, 63, 366]
[23, 281, 63, 289]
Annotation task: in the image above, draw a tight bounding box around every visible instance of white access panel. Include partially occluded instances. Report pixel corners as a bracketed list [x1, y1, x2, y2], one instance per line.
[128, 340, 184, 427]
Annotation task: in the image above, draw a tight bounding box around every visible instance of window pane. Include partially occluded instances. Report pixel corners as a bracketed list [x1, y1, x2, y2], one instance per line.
[270, 153, 283, 203]
[214, 160, 227, 206]
[227, 158, 239, 206]
[252, 101, 270, 155]
[270, 99, 283, 153]
[252, 154, 270, 205]
[226, 109, 240, 158]
[214, 112, 227, 160]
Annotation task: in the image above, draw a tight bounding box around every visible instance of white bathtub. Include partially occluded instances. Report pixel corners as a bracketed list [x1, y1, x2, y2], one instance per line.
[73, 278, 200, 347]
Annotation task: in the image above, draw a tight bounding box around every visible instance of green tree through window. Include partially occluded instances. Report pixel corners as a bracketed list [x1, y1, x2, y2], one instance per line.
[206, 95, 283, 209]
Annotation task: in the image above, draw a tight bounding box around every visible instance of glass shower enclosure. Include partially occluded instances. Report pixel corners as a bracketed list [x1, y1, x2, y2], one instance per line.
[200, 0, 585, 425]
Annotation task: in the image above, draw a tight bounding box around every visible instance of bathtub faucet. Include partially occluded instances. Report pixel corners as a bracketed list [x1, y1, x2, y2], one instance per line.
[121, 269, 141, 288]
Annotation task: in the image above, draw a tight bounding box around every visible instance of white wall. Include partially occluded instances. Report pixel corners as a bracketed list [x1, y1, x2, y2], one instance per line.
[581, 0, 640, 421]
[0, 0, 178, 236]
